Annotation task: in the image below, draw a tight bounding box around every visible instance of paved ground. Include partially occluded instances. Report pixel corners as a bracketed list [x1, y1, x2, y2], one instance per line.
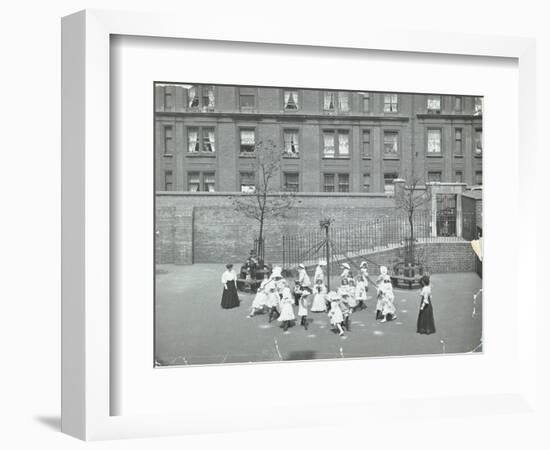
[155, 264, 482, 366]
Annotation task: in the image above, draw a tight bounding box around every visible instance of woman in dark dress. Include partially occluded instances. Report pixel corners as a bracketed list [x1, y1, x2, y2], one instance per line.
[417, 275, 436, 335]
[221, 263, 240, 309]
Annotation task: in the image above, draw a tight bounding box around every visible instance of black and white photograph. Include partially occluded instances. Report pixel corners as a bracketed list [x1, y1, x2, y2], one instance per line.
[154, 83, 483, 367]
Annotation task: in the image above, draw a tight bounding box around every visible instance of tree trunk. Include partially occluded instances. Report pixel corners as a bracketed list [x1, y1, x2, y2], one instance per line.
[407, 213, 414, 264]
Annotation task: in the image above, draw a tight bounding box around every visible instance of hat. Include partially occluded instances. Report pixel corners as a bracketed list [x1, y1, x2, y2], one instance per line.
[318, 260, 327, 266]
[380, 266, 388, 276]
[301, 287, 312, 295]
[271, 266, 283, 278]
[342, 263, 350, 270]
[298, 263, 305, 270]
[360, 261, 367, 268]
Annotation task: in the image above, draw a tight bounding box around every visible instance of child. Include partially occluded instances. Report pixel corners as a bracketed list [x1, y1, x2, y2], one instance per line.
[355, 275, 368, 311]
[266, 282, 280, 323]
[313, 260, 326, 284]
[297, 287, 312, 330]
[310, 278, 328, 312]
[346, 277, 358, 310]
[340, 263, 351, 281]
[338, 289, 353, 331]
[379, 274, 397, 323]
[327, 292, 345, 336]
[248, 273, 269, 318]
[278, 285, 296, 332]
[375, 266, 388, 320]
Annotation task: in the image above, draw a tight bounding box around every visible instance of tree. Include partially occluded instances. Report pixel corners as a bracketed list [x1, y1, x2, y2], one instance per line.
[394, 176, 431, 264]
[231, 139, 295, 262]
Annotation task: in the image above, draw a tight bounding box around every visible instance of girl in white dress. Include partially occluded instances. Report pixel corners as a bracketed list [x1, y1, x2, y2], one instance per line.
[248, 273, 269, 318]
[354, 275, 368, 311]
[313, 260, 326, 284]
[327, 292, 345, 336]
[310, 278, 328, 312]
[266, 282, 281, 323]
[346, 278, 358, 310]
[278, 286, 296, 332]
[297, 287, 312, 330]
[379, 274, 397, 323]
[375, 266, 388, 320]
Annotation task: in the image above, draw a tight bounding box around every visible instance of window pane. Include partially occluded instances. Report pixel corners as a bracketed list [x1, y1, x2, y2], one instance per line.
[474, 97, 483, 115]
[475, 171, 483, 185]
[324, 92, 335, 110]
[284, 173, 299, 192]
[240, 129, 255, 153]
[164, 125, 173, 153]
[428, 172, 442, 182]
[164, 87, 173, 110]
[203, 86, 215, 108]
[323, 131, 335, 157]
[362, 130, 370, 156]
[384, 131, 398, 154]
[187, 128, 199, 152]
[240, 172, 256, 193]
[384, 94, 398, 112]
[454, 128, 463, 154]
[338, 131, 350, 156]
[363, 173, 371, 192]
[204, 172, 216, 192]
[188, 86, 199, 107]
[202, 128, 215, 152]
[455, 171, 463, 183]
[384, 173, 398, 195]
[164, 170, 173, 191]
[338, 93, 349, 112]
[240, 94, 255, 108]
[455, 96, 462, 110]
[427, 129, 441, 153]
[188, 172, 200, 192]
[338, 173, 350, 192]
[427, 96, 441, 113]
[323, 173, 335, 192]
[362, 93, 370, 112]
[475, 129, 483, 154]
[283, 130, 299, 156]
[284, 91, 299, 109]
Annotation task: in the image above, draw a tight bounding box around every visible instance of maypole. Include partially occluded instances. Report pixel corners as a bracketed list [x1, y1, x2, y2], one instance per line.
[320, 217, 334, 291]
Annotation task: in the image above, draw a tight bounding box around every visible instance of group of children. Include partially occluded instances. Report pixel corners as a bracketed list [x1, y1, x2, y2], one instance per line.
[248, 260, 398, 336]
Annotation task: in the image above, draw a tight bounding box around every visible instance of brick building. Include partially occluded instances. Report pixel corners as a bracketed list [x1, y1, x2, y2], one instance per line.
[155, 83, 483, 194]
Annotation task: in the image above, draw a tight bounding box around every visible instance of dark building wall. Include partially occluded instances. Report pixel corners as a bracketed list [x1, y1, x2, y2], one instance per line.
[155, 84, 483, 194]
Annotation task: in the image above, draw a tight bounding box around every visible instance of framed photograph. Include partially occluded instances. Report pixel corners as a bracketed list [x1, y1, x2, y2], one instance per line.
[62, 9, 538, 441]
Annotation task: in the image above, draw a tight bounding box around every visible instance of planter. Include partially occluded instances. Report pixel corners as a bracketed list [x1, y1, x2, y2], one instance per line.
[390, 261, 424, 289]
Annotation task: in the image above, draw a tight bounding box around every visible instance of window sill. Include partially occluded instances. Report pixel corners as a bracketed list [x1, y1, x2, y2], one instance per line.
[163, 153, 174, 157]
[283, 154, 300, 159]
[453, 154, 464, 158]
[322, 156, 351, 160]
[239, 153, 256, 158]
[426, 153, 443, 158]
[474, 153, 483, 158]
[362, 156, 372, 160]
[186, 152, 216, 158]
[383, 155, 400, 160]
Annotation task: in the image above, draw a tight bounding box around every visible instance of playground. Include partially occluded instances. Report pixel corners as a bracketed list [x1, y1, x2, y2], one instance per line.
[154, 264, 482, 367]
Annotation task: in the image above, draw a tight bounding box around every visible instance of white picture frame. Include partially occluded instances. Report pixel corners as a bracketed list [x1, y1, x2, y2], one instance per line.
[61, 9, 539, 441]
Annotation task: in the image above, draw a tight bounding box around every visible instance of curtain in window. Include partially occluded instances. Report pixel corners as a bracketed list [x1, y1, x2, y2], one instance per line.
[474, 98, 483, 115]
[384, 133, 398, 153]
[207, 130, 216, 152]
[323, 133, 335, 155]
[427, 97, 441, 111]
[284, 131, 299, 155]
[339, 94, 349, 112]
[188, 86, 199, 107]
[324, 92, 334, 110]
[339, 132, 350, 155]
[207, 87, 215, 108]
[427, 130, 441, 153]
[188, 129, 199, 152]
[284, 91, 290, 108]
[188, 174, 200, 192]
[240, 130, 255, 145]
[204, 174, 215, 192]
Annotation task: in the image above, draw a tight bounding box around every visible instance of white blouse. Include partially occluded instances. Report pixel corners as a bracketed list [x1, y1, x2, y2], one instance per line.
[221, 270, 236, 285]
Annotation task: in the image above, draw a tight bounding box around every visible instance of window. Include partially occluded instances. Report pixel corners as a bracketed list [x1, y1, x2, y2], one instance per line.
[454, 128, 463, 155]
[323, 91, 349, 113]
[455, 171, 463, 183]
[188, 172, 200, 192]
[474, 171, 483, 185]
[323, 130, 350, 158]
[284, 90, 299, 110]
[187, 127, 216, 153]
[384, 173, 398, 195]
[427, 129, 442, 154]
[428, 171, 442, 183]
[427, 95, 441, 114]
[363, 173, 371, 192]
[240, 172, 256, 193]
[187, 85, 215, 110]
[454, 96, 462, 111]
[338, 92, 350, 112]
[474, 128, 483, 155]
[283, 130, 299, 157]
[338, 173, 350, 193]
[164, 170, 173, 191]
[383, 131, 399, 155]
[362, 130, 371, 157]
[203, 172, 216, 192]
[474, 97, 483, 115]
[164, 88, 173, 111]
[323, 173, 349, 193]
[164, 125, 174, 154]
[239, 88, 256, 111]
[362, 92, 370, 112]
[283, 172, 299, 192]
[240, 129, 256, 154]
[383, 94, 398, 112]
[187, 172, 216, 192]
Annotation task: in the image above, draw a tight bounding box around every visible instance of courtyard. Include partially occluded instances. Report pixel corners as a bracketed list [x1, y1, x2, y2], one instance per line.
[154, 264, 483, 366]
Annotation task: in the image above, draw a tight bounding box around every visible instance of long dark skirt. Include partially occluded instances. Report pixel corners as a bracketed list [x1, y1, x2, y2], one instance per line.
[221, 280, 240, 309]
[417, 301, 436, 335]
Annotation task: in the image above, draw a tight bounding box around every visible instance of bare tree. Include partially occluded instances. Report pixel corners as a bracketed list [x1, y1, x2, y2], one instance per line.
[231, 139, 295, 262]
[394, 176, 431, 264]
